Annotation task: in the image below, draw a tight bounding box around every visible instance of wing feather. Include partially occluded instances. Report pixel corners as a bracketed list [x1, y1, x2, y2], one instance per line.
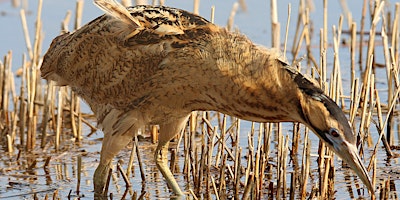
[94, 0, 140, 27]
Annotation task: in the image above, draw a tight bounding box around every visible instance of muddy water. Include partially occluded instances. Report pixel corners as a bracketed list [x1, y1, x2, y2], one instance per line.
[0, 0, 399, 199]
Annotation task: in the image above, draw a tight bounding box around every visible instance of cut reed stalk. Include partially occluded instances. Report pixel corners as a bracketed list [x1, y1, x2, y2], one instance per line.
[300, 129, 310, 199]
[126, 139, 136, 177]
[210, 6, 215, 24]
[358, 0, 367, 67]
[40, 81, 53, 148]
[291, 0, 303, 56]
[193, 0, 199, 14]
[55, 88, 63, 151]
[62, 11, 72, 33]
[75, 0, 84, 30]
[270, 0, 280, 48]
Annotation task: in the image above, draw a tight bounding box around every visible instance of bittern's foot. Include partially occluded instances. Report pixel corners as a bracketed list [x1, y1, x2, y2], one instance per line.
[155, 142, 185, 197]
[93, 163, 110, 198]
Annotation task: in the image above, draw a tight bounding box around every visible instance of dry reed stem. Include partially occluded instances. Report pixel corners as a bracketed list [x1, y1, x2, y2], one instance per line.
[300, 129, 310, 199]
[382, 12, 397, 146]
[19, 9, 33, 59]
[276, 125, 283, 199]
[358, 0, 367, 67]
[211, 176, 220, 200]
[359, 54, 373, 149]
[349, 78, 360, 125]
[193, 0, 199, 14]
[70, 93, 78, 139]
[227, 2, 239, 32]
[75, 0, 83, 30]
[323, 0, 328, 50]
[41, 81, 53, 148]
[210, 6, 215, 24]
[270, 0, 280, 49]
[55, 88, 63, 151]
[62, 11, 72, 33]
[134, 136, 145, 181]
[291, 0, 303, 55]
[283, 4, 291, 58]
[117, 163, 131, 188]
[32, 0, 43, 65]
[369, 85, 400, 163]
[255, 123, 264, 199]
[19, 56, 27, 148]
[188, 189, 198, 200]
[126, 138, 136, 177]
[366, 75, 376, 146]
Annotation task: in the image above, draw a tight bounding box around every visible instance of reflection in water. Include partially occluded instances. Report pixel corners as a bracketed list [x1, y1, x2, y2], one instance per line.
[0, 124, 399, 199]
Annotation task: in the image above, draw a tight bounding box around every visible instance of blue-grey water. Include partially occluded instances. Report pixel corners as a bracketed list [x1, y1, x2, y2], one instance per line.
[0, 0, 399, 199]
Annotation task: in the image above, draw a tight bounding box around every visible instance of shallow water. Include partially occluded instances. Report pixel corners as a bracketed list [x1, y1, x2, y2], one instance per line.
[0, 0, 399, 199]
[0, 124, 399, 199]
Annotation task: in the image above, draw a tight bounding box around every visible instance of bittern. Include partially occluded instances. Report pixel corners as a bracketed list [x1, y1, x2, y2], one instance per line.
[40, 0, 374, 197]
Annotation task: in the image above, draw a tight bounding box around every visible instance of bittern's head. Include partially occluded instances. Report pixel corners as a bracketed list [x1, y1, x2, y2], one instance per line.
[289, 68, 374, 193]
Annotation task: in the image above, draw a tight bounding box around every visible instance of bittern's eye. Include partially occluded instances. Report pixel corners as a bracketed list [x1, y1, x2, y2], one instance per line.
[329, 128, 340, 137]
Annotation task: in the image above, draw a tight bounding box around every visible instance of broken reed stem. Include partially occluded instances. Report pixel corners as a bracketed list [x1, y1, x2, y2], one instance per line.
[270, 0, 280, 48]
[32, 0, 43, 65]
[134, 136, 145, 181]
[55, 88, 63, 151]
[117, 163, 131, 188]
[40, 81, 53, 148]
[358, 0, 368, 67]
[227, 2, 239, 31]
[20, 9, 33, 59]
[276, 124, 283, 199]
[75, 0, 84, 30]
[291, 0, 303, 55]
[193, 0, 199, 14]
[70, 92, 78, 139]
[300, 129, 310, 199]
[372, 89, 392, 158]
[126, 138, 136, 177]
[283, 3, 291, 57]
[369, 86, 400, 165]
[62, 11, 72, 33]
[210, 6, 215, 24]
[255, 123, 264, 199]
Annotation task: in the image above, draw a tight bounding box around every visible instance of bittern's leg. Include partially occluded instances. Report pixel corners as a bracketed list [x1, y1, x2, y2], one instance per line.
[155, 116, 189, 196]
[94, 129, 135, 197]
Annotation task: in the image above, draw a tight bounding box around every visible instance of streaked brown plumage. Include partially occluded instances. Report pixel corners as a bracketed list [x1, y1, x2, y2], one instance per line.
[41, 0, 374, 198]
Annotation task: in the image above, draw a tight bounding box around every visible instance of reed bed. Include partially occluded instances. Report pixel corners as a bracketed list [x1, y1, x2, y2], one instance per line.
[0, 0, 399, 199]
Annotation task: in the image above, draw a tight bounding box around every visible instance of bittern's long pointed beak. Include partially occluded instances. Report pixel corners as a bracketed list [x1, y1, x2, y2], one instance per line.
[328, 135, 374, 193]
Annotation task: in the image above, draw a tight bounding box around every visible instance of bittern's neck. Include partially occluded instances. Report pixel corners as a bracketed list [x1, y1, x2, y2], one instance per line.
[191, 32, 305, 123]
